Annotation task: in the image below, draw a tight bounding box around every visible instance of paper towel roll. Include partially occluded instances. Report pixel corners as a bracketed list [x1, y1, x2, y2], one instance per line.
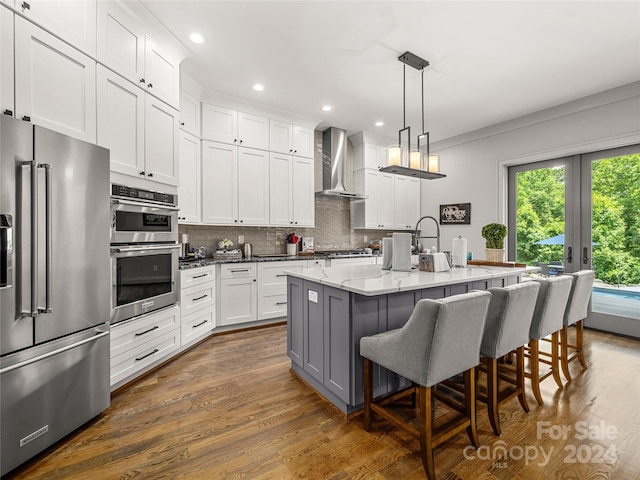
[392, 233, 412, 272]
[452, 236, 467, 267]
[381, 238, 393, 270]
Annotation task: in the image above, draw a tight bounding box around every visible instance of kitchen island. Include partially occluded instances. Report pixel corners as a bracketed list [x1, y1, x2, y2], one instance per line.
[286, 264, 533, 414]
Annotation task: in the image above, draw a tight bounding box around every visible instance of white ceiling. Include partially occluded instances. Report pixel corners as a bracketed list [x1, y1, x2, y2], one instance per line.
[141, 0, 640, 142]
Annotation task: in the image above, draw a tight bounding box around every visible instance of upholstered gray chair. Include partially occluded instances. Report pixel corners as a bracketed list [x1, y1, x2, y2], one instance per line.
[561, 270, 595, 382]
[528, 275, 573, 405]
[360, 291, 491, 480]
[479, 282, 540, 436]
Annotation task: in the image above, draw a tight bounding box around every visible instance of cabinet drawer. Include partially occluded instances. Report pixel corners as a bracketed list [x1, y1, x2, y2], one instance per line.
[258, 290, 288, 320]
[257, 260, 306, 289]
[180, 265, 215, 288]
[110, 306, 180, 359]
[181, 307, 214, 346]
[180, 283, 215, 316]
[220, 263, 256, 279]
[110, 329, 180, 386]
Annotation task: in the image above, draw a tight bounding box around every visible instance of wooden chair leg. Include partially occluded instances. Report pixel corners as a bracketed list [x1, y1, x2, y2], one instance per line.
[486, 357, 501, 436]
[529, 339, 544, 406]
[576, 320, 588, 370]
[363, 358, 373, 431]
[464, 367, 479, 447]
[418, 385, 437, 480]
[551, 331, 564, 387]
[560, 326, 572, 383]
[516, 345, 530, 413]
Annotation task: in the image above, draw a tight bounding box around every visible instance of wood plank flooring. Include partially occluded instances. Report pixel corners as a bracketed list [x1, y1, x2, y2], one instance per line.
[5, 325, 640, 479]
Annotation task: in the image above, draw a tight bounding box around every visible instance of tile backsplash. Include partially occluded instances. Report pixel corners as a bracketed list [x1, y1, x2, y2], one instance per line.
[179, 130, 402, 255]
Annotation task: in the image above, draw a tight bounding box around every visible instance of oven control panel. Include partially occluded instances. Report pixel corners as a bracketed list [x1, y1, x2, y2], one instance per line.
[111, 184, 176, 206]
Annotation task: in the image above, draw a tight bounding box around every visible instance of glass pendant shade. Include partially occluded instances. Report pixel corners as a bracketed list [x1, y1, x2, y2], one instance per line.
[387, 145, 402, 166]
[428, 155, 440, 173]
[409, 150, 422, 169]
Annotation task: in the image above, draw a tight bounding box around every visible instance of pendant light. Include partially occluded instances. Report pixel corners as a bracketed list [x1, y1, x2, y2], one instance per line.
[380, 51, 445, 180]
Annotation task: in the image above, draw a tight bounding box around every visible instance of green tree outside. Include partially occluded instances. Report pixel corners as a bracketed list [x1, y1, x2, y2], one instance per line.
[515, 154, 640, 285]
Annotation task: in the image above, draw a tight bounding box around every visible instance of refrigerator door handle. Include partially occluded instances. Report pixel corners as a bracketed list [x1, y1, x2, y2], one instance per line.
[40, 163, 53, 313]
[29, 160, 38, 316]
[0, 330, 109, 374]
[0, 213, 12, 288]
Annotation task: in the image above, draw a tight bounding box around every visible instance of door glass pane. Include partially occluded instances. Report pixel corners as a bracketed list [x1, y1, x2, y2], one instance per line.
[514, 166, 566, 273]
[590, 154, 640, 320]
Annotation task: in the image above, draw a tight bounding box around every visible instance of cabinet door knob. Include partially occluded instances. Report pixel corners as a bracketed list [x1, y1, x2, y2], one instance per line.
[234, 219, 238, 223]
[240, 220, 243, 223]
[180, 122, 185, 126]
[22, 115, 31, 122]
[239, 140, 243, 144]
[21, 1, 30, 11]
[148, 83, 153, 89]
[147, 173, 154, 177]
[139, 171, 145, 176]
[3, 109, 13, 117]
[139, 78, 145, 84]
[233, 139, 237, 143]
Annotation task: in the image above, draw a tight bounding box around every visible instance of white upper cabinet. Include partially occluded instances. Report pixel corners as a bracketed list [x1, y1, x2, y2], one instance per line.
[237, 147, 269, 225]
[1, 6, 14, 118]
[353, 169, 395, 229]
[145, 95, 179, 185]
[269, 120, 314, 158]
[177, 131, 201, 223]
[97, 65, 179, 186]
[202, 104, 269, 150]
[202, 141, 237, 225]
[97, 1, 179, 109]
[268, 153, 314, 227]
[201, 141, 269, 226]
[14, 16, 96, 142]
[353, 143, 388, 170]
[393, 176, 420, 230]
[179, 89, 200, 137]
[97, 66, 144, 178]
[17, 0, 97, 56]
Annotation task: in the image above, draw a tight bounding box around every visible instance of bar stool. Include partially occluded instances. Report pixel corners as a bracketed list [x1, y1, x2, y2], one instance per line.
[561, 270, 595, 382]
[360, 291, 491, 480]
[528, 276, 573, 405]
[478, 282, 540, 435]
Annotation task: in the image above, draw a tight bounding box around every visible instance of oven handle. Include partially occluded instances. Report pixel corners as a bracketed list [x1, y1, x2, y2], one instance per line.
[111, 244, 181, 253]
[110, 198, 180, 211]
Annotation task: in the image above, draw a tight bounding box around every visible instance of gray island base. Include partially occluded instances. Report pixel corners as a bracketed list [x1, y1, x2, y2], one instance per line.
[286, 264, 533, 414]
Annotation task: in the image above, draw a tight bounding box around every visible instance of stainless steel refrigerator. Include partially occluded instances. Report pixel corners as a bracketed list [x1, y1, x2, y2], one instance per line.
[0, 116, 111, 475]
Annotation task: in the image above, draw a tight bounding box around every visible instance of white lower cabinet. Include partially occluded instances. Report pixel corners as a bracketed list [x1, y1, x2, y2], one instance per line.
[218, 263, 258, 325]
[257, 260, 306, 320]
[180, 265, 215, 346]
[110, 305, 181, 387]
[327, 257, 376, 267]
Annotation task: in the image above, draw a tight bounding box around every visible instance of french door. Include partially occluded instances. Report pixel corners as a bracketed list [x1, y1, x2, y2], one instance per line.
[508, 145, 640, 338]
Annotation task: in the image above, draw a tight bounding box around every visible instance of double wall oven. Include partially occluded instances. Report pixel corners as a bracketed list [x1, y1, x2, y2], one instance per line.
[110, 184, 179, 324]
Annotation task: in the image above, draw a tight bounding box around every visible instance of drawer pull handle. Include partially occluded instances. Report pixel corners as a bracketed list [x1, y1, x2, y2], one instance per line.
[193, 273, 209, 279]
[193, 320, 209, 328]
[193, 294, 208, 302]
[276, 301, 288, 305]
[135, 349, 159, 361]
[230, 269, 249, 273]
[135, 326, 159, 337]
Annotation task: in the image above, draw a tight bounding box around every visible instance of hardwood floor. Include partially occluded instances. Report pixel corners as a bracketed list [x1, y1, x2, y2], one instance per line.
[5, 325, 640, 479]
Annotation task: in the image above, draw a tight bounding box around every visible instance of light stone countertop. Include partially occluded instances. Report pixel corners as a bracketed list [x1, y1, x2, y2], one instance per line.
[284, 264, 536, 296]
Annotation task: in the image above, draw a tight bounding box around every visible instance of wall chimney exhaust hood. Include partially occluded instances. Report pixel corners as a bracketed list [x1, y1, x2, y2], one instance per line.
[315, 127, 367, 200]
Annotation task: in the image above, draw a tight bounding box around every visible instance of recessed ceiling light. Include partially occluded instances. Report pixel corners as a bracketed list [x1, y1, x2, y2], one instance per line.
[322, 105, 332, 112]
[375, 121, 384, 127]
[253, 84, 264, 92]
[189, 33, 205, 44]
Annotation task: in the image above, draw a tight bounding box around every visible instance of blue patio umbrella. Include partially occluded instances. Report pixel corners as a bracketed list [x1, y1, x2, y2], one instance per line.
[533, 233, 599, 245]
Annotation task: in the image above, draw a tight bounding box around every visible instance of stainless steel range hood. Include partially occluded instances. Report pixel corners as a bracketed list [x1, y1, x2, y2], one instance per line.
[315, 127, 367, 200]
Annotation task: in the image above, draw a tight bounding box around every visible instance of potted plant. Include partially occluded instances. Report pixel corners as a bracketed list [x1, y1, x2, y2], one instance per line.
[481, 223, 507, 262]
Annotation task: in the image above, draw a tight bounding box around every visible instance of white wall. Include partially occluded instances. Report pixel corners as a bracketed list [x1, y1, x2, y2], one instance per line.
[423, 82, 640, 259]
